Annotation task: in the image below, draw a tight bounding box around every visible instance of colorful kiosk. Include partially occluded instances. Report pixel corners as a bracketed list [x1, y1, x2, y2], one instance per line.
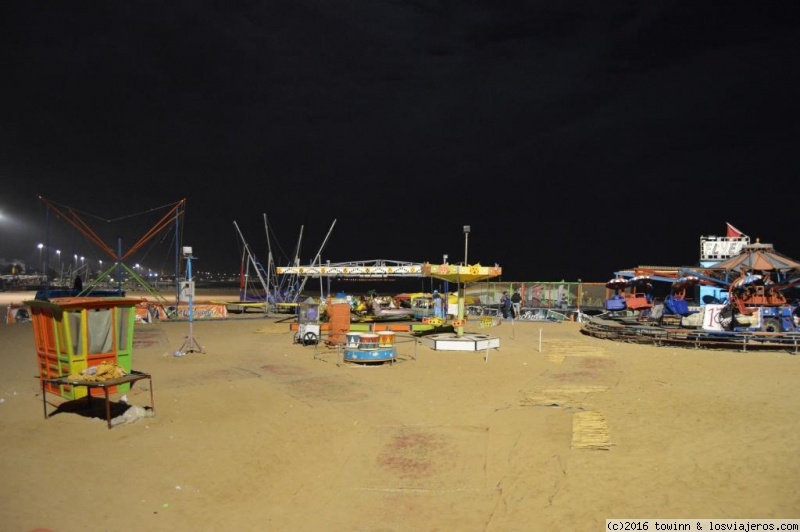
[24, 297, 144, 400]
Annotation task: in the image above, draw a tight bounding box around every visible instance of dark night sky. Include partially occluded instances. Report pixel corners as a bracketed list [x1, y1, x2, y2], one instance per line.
[2, 1, 799, 282]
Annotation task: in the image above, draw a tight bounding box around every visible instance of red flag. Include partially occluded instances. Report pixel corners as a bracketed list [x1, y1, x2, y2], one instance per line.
[726, 222, 744, 238]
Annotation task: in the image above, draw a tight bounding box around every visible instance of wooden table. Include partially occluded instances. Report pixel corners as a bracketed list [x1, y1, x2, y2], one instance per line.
[41, 370, 155, 429]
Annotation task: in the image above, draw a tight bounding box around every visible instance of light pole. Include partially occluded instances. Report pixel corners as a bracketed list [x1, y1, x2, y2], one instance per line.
[463, 225, 470, 267]
[458, 226, 471, 337]
[37, 243, 43, 274]
[56, 250, 61, 284]
[442, 254, 449, 312]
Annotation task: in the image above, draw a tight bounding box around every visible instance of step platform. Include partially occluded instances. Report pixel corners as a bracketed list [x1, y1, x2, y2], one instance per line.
[419, 333, 500, 351]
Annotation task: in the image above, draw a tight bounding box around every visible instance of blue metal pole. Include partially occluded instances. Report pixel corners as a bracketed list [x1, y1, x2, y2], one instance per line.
[187, 256, 194, 325]
[175, 207, 180, 302]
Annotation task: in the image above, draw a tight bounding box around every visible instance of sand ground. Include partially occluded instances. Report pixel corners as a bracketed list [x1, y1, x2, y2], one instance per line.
[1, 290, 799, 531]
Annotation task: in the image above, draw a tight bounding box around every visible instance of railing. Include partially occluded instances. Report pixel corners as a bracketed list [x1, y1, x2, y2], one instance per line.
[466, 304, 586, 322]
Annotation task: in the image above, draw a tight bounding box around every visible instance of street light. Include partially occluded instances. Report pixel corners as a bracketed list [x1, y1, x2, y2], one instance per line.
[37, 243, 43, 273]
[457, 226, 471, 338]
[56, 250, 61, 284]
[463, 225, 470, 267]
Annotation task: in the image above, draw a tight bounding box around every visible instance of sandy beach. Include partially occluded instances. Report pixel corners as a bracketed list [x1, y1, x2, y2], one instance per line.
[1, 289, 799, 531]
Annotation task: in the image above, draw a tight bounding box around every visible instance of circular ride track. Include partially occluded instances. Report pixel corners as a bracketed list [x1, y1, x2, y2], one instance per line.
[581, 315, 800, 354]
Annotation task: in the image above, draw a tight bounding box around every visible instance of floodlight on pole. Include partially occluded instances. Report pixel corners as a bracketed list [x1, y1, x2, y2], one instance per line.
[37, 243, 43, 273]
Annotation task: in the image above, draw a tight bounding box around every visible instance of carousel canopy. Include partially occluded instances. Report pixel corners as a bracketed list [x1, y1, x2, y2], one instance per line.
[707, 242, 800, 274]
[422, 263, 502, 283]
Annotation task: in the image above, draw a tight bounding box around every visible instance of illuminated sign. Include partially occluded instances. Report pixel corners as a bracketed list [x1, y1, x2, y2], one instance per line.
[700, 236, 749, 261]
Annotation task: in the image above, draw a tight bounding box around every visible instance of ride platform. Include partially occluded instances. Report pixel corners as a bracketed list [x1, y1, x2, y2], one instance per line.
[420, 333, 500, 352]
[343, 346, 397, 364]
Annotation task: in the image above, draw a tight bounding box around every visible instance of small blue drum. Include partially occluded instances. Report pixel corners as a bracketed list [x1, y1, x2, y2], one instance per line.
[345, 331, 361, 348]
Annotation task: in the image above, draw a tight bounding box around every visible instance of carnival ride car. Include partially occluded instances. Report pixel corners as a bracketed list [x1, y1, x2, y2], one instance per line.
[603, 278, 628, 312]
[411, 295, 435, 320]
[642, 275, 703, 327]
[664, 276, 701, 315]
[712, 272, 800, 333]
[604, 276, 654, 316]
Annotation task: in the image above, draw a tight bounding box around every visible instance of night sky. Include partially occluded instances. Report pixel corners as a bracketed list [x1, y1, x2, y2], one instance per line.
[2, 2, 799, 282]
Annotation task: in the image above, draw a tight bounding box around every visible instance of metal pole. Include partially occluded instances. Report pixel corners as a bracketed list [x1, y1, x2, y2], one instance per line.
[43, 206, 50, 290]
[179, 254, 204, 354]
[262, 213, 273, 308]
[458, 226, 470, 338]
[234, 221, 270, 303]
[174, 206, 180, 302]
[296, 219, 337, 296]
[117, 238, 123, 295]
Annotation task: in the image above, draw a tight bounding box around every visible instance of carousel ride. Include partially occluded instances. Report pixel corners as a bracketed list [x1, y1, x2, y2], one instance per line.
[584, 237, 800, 351]
[418, 262, 503, 351]
[684, 241, 800, 334]
[281, 255, 504, 358]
